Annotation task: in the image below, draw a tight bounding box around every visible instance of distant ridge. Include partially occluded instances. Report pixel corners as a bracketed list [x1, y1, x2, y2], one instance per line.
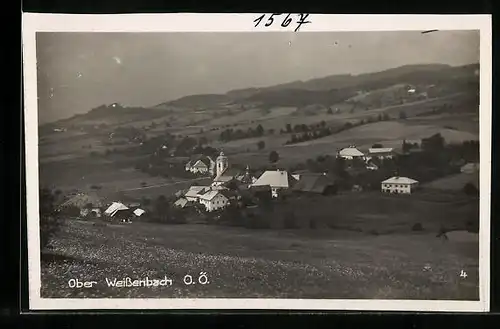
[156, 63, 478, 108]
[44, 63, 479, 127]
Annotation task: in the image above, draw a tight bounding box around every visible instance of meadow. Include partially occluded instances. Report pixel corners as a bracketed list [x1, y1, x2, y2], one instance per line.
[41, 216, 479, 300]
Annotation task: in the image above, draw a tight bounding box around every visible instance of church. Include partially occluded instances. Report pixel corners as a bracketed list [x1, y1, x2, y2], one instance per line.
[211, 152, 257, 188]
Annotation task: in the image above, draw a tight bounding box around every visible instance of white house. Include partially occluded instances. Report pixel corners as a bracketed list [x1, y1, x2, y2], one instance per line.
[133, 208, 146, 217]
[173, 197, 190, 209]
[367, 147, 394, 160]
[189, 159, 210, 174]
[251, 169, 297, 198]
[338, 147, 365, 160]
[185, 156, 215, 175]
[197, 190, 229, 212]
[381, 176, 419, 195]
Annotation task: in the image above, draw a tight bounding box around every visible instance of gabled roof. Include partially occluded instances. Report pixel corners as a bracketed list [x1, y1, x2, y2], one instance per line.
[104, 202, 129, 216]
[382, 176, 419, 185]
[339, 147, 365, 157]
[133, 208, 146, 216]
[198, 190, 228, 201]
[292, 173, 336, 193]
[174, 197, 189, 208]
[186, 155, 214, 167]
[251, 170, 297, 188]
[184, 186, 211, 198]
[368, 148, 394, 154]
[192, 159, 209, 168]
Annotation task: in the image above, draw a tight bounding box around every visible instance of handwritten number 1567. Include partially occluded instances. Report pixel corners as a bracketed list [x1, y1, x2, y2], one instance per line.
[254, 14, 311, 32]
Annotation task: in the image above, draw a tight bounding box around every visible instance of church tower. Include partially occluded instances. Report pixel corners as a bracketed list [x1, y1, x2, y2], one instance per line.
[216, 151, 229, 177]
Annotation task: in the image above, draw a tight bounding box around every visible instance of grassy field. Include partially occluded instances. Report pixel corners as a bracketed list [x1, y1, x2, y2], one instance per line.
[424, 173, 479, 191]
[41, 217, 479, 300]
[284, 120, 478, 155]
[270, 191, 479, 234]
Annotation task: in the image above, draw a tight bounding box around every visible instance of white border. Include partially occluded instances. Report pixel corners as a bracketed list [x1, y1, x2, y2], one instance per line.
[22, 13, 492, 312]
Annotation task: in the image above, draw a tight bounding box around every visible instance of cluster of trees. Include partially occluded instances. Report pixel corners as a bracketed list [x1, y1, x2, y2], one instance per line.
[284, 114, 393, 145]
[39, 188, 62, 250]
[286, 133, 479, 193]
[144, 195, 190, 224]
[219, 124, 267, 142]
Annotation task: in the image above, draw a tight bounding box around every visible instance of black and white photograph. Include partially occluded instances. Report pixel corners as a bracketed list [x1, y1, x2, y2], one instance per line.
[22, 14, 492, 311]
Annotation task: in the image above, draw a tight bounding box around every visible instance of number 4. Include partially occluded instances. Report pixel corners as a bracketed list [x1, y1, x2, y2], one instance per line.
[460, 270, 468, 278]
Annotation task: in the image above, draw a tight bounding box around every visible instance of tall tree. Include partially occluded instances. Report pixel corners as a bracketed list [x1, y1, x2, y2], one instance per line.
[269, 150, 280, 163]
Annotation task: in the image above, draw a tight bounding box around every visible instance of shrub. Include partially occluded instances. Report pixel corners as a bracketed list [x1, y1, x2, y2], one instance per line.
[463, 183, 479, 196]
[39, 188, 63, 250]
[269, 150, 280, 163]
[412, 223, 424, 231]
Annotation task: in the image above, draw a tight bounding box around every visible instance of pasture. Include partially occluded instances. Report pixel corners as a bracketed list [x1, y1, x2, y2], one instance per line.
[424, 173, 479, 191]
[286, 120, 479, 152]
[41, 216, 479, 300]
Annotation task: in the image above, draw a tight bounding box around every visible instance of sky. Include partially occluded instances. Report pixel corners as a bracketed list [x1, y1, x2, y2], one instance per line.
[35, 31, 480, 123]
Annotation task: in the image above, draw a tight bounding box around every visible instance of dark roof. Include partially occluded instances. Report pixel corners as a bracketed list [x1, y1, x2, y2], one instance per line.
[292, 174, 336, 193]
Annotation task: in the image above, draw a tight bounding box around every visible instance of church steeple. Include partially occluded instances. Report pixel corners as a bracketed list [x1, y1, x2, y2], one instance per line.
[216, 151, 229, 177]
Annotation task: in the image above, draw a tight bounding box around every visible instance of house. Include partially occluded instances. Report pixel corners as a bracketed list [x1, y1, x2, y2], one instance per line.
[381, 176, 419, 194]
[234, 165, 258, 187]
[173, 197, 192, 209]
[104, 202, 130, 218]
[197, 190, 230, 212]
[461, 163, 479, 174]
[185, 155, 215, 175]
[367, 147, 394, 160]
[338, 146, 365, 160]
[292, 173, 337, 195]
[184, 186, 211, 202]
[251, 169, 298, 198]
[133, 208, 146, 217]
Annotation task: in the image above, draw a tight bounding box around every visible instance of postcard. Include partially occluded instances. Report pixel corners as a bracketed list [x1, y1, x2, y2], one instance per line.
[22, 13, 492, 311]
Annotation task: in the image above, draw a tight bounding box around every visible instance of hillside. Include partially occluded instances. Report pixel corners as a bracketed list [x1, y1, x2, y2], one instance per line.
[41, 63, 479, 131]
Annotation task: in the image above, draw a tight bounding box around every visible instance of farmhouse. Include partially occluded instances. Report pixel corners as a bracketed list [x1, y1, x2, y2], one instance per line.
[337, 146, 365, 160]
[292, 173, 338, 196]
[367, 147, 394, 160]
[173, 197, 191, 209]
[381, 176, 419, 195]
[133, 208, 146, 217]
[461, 163, 479, 174]
[251, 169, 298, 198]
[197, 190, 230, 212]
[185, 155, 215, 175]
[104, 202, 130, 219]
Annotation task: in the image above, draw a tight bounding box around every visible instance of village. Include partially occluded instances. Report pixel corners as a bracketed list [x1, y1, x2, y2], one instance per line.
[52, 135, 480, 234]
